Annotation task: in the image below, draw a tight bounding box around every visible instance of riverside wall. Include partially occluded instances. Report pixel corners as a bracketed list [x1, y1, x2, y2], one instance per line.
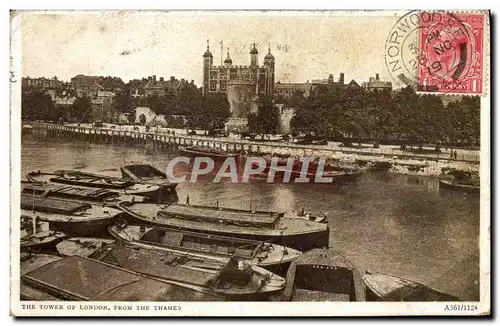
[40, 124, 479, 177]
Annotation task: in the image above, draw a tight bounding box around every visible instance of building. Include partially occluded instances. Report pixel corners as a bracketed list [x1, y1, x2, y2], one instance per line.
[275, 81, 312, 99]
[309, 73, 363, 97]
[70, 74, 104, 98]
[143, 75, 183, 97]
[362, 73, 392, 91]
[22, 76, 62, 90]
[202, 42, 275, 118]
[90, 90, 116, 121]
[202, 42, 275, 97]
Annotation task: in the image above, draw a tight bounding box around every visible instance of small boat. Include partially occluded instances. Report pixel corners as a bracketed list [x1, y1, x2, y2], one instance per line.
[21, 215, 65, 251]
[117, 202, 330, 252]
[282, 249, 366, 301]
[26, 165, 176, 202]
[21, 194, 123, 237]
[92, 241, 286, 300]
[363, 271, 460, 301]
[21, 181, 147, 206]
[439, 180, 480, 193]
[20, 254, 224, 301]
[109, 223, 302, 275]
[178, 145, 238, 159]
[119, 163, 179, 192]
[56, 237, 116, 258]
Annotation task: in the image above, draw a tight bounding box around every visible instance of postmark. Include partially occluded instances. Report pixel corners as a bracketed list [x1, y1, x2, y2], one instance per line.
[385, 11, 484, 94]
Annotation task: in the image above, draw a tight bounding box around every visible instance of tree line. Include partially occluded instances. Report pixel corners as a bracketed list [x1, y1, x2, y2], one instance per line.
[289, 86, 480, 148]
[21, 82, 231, 132]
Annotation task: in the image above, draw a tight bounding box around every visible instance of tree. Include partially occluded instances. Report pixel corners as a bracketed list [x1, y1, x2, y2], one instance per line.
[71, 95, 92, 123]
[113, 85, 133, 113]
[418, 94, 446, 149]
[21, 87, 56, 121]
[248, 97, 280, 135]
[446, 96, 480, 146]
[185, 92, 230, 131]
[392, 86, 421, 147]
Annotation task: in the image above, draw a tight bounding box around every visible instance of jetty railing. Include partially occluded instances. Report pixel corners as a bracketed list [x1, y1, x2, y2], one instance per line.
[44, 124, 480, 164]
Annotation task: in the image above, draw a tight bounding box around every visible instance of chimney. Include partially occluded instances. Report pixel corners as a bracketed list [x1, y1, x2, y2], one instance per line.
[170, 76, 175, 81]
[376, 73, 380, 80]
[153, 75, 156, 81]
[148, 76, 152, 81]
[160, 77, 164, 82]
[339, 73, 345, 85]
[328, 74, 334, 84]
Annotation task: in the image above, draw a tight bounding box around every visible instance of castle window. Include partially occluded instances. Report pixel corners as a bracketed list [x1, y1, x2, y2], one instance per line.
[210, 81, 217, 91]
[220, 81, 227, 91]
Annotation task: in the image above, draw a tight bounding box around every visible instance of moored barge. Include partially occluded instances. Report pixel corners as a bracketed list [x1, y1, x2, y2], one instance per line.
[282, 249, 366, 301]
[21, 216, 65, 251]
[92, 241, 285, 300]
[117, 202, 330, 251]
[109, 223, 302, 275]
[21, 194, 123, 237]
[363, 271, 460, 301]
[178, 145, 238, 159]
[26, 163, 177, 203]
[20, 254, 224, 301]
[21, 181, 147, 206]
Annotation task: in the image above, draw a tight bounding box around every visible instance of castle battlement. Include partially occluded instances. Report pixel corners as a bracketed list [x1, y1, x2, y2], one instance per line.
[211, 64, 267, 70]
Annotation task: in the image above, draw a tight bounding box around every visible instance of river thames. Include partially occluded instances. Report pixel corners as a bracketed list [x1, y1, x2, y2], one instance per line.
[20, 135, 480, 300]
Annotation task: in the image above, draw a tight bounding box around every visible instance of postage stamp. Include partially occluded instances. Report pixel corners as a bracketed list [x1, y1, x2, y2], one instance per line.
[417, 12, 484, 94]
[9, 10, 490, 317]
[384, 10, 486, 95]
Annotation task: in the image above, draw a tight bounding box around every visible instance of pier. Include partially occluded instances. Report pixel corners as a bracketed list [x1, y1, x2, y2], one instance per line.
[42, 124, 479, 177]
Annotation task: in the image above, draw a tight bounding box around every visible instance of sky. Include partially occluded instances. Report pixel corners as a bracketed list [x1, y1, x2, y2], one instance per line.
[19, 11, 400, 86]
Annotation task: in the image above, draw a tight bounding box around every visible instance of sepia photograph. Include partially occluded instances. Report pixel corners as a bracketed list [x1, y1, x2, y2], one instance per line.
[10, 9, 490, 316]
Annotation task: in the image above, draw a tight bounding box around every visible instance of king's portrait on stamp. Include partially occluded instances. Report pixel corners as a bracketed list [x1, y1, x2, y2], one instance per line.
[9, 9, 490, 317]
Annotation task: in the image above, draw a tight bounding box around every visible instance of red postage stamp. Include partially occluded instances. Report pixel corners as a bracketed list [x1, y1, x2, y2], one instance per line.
[418, 12, 484, 94]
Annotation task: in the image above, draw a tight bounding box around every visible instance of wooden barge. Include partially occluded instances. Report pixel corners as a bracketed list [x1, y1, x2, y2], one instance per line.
[21, 215, 65, 251]
[109, 223, 302, 276]
[282, 249, 366, 301]
[92, 241, 285, 301]
[21, 194, 123, 237]
[117, 202, 330, 252]
[26, 163, 178, 203]
[363, 271, 460, 301]
[178, 145, 238, 159]
[20, 254, 224, 301]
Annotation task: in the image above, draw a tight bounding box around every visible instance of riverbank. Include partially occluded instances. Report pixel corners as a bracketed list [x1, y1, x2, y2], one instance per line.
[39, 123, 479, 177]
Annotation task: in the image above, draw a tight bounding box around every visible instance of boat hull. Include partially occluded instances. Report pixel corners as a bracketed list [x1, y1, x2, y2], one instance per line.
[363, 272, 460, 301]
[178, 146, 238, 159]
[47, 218, 113, 238]
[121, 211, 329, 252]
[26, 171, 176, 203]
[21, 235, 65, 252]
[108, 224, 301, 277]
[439, 180, 480, 193]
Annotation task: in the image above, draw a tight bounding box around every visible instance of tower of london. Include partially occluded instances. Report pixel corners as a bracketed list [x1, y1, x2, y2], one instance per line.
[202, 41, 275, 121]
